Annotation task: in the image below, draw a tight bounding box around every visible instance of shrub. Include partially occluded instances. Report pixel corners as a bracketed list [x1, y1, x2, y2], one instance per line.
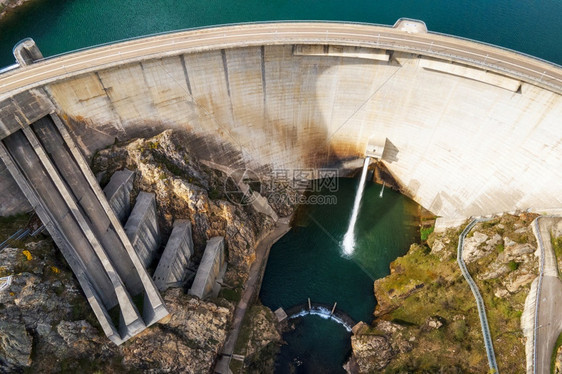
[420, 226, 434, 241]
[451, 319, 467, 341]
[508, 261, 520, 271]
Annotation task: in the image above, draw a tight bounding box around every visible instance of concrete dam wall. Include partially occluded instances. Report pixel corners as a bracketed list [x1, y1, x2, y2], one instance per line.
[0, 21, 561, 226]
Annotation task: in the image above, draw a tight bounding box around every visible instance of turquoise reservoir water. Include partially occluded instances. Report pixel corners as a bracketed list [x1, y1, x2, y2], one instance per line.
[259, 178, 419, 372]
[0, 0, 561, 67]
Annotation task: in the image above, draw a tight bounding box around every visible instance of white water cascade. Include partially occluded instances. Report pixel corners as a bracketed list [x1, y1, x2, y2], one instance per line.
[289, 307, 353, 332]
[342, 157, 370, 255]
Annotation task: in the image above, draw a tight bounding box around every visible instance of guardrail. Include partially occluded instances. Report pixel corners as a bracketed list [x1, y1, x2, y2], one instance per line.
[457, 218, 499, 373]
[1, 22, 561, 94]
[366, 37, 562, 93]
[0, 63, 18, 75]
[0, 225, 45, 251]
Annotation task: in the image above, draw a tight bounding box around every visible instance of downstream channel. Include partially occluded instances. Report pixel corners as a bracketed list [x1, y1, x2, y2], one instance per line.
[259, 177, 419, 373]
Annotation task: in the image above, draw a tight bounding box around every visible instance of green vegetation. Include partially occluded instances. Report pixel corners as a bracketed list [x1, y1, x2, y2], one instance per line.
[70, 296, 100, 331]
[208, 187, 222, 200]
[219, 287, 243, 304]
[233, 306, 259, 356]
[0, 213, 31, 243]
[376, 214, 534, 373]
[553, 236, 562, 256]
[552, 332, 562, 374]
[152, 151, 187, 179]
[552, 236, 562, 278]
[420, 226, 434, 242]
[231, 305, 280, 374]
[27, 352, 131, 374]
[508, 260, 520, 271]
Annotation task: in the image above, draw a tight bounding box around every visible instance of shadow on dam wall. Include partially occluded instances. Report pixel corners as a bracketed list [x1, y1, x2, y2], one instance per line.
[58, 55, 395, 177]
[2, 52, 387, 216]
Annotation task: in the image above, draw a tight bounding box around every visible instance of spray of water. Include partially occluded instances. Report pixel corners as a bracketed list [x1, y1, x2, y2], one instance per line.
[342, 157, 370, 255]
[289, 307, 353, 332]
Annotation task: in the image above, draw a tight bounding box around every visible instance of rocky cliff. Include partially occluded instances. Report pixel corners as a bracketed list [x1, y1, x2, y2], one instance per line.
[0, 129, 288, 372]
[0, 0, 34, 21]
[348, 213, 539, 373]
[230, 305, 282, 373]
[92, 130, 277, 287]
[0, 238, 234, 373]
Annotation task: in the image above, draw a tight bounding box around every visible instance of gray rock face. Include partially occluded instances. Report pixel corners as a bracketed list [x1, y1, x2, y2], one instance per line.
[462, 232, 489, 263]
[350, 334, 394, 372]
[498, 243, 535, 263]
[92, 130, 276, 285]
[0, 320, 32, 372]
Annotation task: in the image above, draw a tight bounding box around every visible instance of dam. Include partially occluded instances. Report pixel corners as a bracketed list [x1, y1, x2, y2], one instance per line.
[0, 20, 561, 229]
[0, 19, 561, 346]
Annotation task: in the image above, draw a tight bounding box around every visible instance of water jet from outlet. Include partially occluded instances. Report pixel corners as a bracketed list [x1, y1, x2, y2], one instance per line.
[342, 157, 370, 255]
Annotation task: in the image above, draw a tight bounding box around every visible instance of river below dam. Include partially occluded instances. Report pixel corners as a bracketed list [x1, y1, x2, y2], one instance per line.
[259, 177, 419, 373]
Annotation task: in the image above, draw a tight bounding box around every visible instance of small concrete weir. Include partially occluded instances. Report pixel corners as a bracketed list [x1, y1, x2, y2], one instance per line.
[342, 157, 370, 255]
[286, 302, 355, 333]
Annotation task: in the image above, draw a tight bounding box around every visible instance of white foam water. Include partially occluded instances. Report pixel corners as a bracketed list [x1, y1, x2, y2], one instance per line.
[289, 306, 353, 332]
[342, 157, 370, 255]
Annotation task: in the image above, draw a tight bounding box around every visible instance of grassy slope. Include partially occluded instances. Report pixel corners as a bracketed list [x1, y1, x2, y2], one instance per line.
[374, 214, 536, 373]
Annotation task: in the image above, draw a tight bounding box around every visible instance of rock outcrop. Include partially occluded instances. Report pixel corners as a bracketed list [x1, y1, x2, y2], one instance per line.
[350, 334, 393, 372]
[555, 344, 562, 374]
[0, 319, 32, 372]
[0, 0, 34, 21]
[92, 130, 276, 285]
[0, 239, 236, 373]
[120, 289, 233, 373]
[0, 130, 292, 372]
[231, 305, 282, 374]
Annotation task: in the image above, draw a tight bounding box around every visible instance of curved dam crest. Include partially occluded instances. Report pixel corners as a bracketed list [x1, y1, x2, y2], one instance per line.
[0, 21, 561, 227]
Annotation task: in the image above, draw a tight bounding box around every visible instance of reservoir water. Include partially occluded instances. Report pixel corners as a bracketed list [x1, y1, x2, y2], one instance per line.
[259, 178, 419, 372]
[0, 0, 561, 67]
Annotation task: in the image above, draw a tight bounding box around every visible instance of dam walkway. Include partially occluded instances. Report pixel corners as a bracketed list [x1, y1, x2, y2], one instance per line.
[457, 218, 499, 373]
[0, 21, 561, 106]
[215, 217, 291, 374]
[0, 113, 168, 344]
